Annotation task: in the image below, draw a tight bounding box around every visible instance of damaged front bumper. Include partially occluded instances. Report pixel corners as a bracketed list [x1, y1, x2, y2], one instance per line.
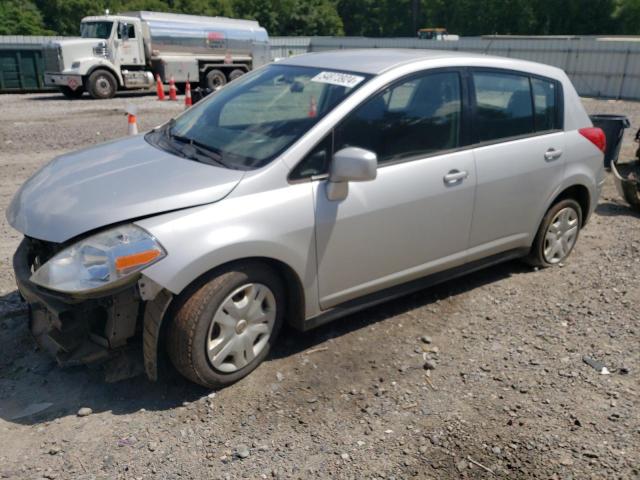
[13, 238, 166, 378]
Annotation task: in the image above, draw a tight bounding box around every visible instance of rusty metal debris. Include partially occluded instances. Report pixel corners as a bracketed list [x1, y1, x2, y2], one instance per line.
[611, 159, 640, 212]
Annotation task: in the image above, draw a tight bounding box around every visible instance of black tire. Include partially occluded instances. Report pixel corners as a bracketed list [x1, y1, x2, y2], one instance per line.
[527, 199, 582, 267]
[167, 262, 285, 388]
[87, 69, 117, 99]
[205, 69, 227, 90]
[59, 86, 84, 99]
[228, 69, 245, 82]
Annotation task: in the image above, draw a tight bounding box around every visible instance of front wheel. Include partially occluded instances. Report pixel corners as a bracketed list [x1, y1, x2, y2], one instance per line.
[167, 263, 284, 388]
[527, 199, 582, 267]
[87, 69, 117, 99]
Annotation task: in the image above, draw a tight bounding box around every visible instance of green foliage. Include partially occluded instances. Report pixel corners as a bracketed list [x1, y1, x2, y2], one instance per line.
[0, 0, 53, 35]
[0, 0, 631, 37]
[234, 0, 343, 35]
[35, 0, 106, 36]
[614, 0, 640, 34]
[173, 0, 234, 17]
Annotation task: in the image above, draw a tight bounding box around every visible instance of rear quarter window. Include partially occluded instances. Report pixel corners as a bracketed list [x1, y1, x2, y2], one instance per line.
[472, 70, 563, 144]
[532, 77, 559, 131]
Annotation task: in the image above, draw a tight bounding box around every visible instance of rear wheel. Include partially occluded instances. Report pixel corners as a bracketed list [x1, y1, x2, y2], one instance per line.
[229, 69, 245, 82]
[59, 86, 84, 99]
[167, 262, 284, 388]
[205, 69, 227, 90]
[87, 70, 117, 99]
[527, 199, 582, 267]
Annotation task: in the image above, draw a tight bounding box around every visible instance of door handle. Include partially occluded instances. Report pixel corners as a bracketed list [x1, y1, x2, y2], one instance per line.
[544, 148, 563, 161]
[443, 169, 469, 184]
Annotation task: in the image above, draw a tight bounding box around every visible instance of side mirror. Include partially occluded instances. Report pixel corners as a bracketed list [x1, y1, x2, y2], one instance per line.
[119, 23, 129, 40]
[326, 147, 377, 201]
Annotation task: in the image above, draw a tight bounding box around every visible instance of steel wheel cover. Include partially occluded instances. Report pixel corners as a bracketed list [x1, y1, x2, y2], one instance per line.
[205, 283, 276, 373]
[543, 207, 579, 264]
[95, 75, 112, 95]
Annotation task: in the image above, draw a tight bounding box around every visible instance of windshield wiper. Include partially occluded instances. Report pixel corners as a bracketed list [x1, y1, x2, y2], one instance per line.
[164, 124, 234, 169]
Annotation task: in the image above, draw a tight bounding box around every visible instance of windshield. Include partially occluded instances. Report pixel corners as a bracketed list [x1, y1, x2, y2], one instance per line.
[81, 21, 113, 39]
[147, 64, 371, 170]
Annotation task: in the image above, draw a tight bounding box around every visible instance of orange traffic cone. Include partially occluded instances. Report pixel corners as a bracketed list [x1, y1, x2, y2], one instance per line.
[169, 76, 177, 101]
[155, 74, 165, 101]
[127, 112, 138, 135]
[308, 95, 317, 118]
[184, 80, 192, 108]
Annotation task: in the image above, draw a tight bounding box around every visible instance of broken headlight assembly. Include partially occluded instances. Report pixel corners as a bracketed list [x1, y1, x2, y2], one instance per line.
[30, 224, 166, 294]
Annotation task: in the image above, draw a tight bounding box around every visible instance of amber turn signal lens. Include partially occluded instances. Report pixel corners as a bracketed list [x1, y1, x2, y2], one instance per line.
[115, 249, 161, 272]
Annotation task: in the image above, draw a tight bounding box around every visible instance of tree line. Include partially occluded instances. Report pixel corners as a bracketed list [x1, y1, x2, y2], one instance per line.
[2, 0, 640, 37]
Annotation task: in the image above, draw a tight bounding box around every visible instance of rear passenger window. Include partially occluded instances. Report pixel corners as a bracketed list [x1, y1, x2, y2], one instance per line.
[532, 78, 558, 131]
[335, 71, 462, 165]
[472, 72, 534, 142]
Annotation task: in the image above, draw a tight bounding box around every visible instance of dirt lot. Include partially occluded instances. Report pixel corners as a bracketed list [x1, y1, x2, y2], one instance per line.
[0, 92, 638, 480]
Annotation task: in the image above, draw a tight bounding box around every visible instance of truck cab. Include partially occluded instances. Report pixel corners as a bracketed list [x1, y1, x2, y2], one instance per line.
[81, 16, 147, 66]
[417, 28, 460, 41]
[44, 14, 153, 99]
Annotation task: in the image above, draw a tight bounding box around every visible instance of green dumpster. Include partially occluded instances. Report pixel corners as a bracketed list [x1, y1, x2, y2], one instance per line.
[0, 44, 52, 92]
[1, 36, 71, 93]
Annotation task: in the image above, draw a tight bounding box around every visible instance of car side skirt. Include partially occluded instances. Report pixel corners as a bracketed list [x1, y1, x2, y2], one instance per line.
[301, 247, 529, 331]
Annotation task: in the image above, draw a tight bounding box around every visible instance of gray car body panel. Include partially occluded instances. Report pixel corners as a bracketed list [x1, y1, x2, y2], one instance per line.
[7, 50, 602, 324]
[6, 135, 244, 243]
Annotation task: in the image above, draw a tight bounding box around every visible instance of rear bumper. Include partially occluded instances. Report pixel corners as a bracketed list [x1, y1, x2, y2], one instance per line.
[44, 73, 83, 90]
[13, 238, 141, 368]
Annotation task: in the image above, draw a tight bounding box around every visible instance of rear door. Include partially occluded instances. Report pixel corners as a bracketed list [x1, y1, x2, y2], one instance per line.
[469, 69, 565, 251]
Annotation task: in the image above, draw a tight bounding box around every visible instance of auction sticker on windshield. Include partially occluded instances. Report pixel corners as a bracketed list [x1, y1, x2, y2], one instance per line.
[311, 71, 365, 88]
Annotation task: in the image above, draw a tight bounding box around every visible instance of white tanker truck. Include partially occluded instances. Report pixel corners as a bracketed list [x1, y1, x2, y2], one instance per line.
[43, 11, 270, 99]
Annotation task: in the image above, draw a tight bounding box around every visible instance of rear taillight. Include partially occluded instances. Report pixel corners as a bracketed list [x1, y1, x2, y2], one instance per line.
[579, 127, 606, 153]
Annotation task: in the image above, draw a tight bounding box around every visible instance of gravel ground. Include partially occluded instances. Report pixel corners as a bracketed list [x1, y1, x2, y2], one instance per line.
[0, 92, 638, 480]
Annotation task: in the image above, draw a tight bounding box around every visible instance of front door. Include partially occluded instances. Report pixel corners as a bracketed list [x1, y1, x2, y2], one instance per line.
[117, 21, 142, 66]
[313, 70, 476, 309]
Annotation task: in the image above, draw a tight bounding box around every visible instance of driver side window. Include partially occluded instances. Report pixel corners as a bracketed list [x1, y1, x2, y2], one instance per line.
[335, 71, 462, 165]
[117, 23, 136, 39]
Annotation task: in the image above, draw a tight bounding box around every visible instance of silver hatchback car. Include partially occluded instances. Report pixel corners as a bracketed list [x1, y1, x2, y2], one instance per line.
[8, 50, 605, 388]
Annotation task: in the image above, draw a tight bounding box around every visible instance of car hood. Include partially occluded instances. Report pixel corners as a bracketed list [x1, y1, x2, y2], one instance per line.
[6, 135, 244, 243]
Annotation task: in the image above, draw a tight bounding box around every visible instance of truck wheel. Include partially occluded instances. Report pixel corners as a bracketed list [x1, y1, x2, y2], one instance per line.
[87, 70, 117, 99]
[59, 86, 84, 99]
[229, 69, 245, 82]
[205, 69, 227, 90]
[167, 262, 285, 389]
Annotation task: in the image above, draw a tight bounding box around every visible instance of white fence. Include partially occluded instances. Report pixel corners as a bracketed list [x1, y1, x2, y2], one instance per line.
[271, 36, 640, 101]
[4, 35, 640, 99]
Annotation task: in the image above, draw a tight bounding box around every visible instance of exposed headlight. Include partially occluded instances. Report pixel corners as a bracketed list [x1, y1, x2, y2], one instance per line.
[30, 224, 166, 294]
[71, 61, 81, 69]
